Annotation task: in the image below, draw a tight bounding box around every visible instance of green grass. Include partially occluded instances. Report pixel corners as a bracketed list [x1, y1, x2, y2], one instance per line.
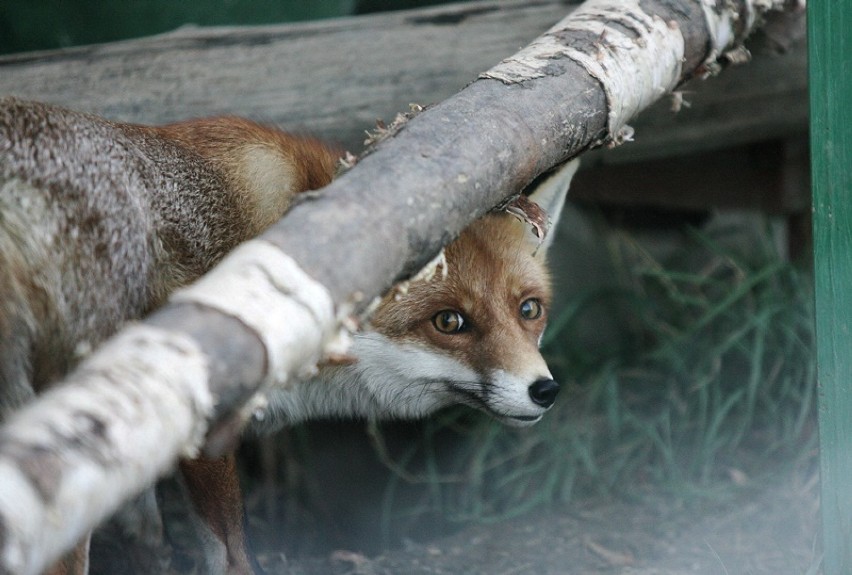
[370, 216, 817, 538]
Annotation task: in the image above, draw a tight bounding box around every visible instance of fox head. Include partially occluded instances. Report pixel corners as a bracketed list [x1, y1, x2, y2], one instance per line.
[322, 160, 578, 427]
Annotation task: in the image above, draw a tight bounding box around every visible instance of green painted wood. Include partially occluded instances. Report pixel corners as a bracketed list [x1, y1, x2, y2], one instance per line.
[810, 1, 852, 573]
[0, 0, 356, 54]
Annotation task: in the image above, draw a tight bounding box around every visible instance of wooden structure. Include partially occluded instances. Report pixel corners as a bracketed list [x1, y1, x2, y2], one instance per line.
[0, 1, 808, 214]
[810, 1, 852, 573]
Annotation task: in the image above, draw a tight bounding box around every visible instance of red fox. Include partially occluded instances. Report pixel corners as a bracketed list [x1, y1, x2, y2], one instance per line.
[0, 98, 577, 574]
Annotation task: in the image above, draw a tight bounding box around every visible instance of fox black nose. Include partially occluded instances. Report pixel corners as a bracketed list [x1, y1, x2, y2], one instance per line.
[528, 378, 560, 408]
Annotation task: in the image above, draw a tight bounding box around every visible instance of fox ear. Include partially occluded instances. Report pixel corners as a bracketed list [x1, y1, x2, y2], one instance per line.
[527, 158, 579, 255]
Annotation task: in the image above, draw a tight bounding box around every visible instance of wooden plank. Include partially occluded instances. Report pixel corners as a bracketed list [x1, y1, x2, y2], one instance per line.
[809, 0, 852, 573]
[0, 1, 568, 152]
[0, 0, 807, 160]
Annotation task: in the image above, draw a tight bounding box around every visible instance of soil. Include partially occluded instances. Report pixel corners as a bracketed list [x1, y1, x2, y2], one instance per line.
[89, 424, 820, 575]
[266, 463, 821, 575]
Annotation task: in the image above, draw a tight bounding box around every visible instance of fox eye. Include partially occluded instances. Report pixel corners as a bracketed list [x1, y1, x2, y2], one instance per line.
[433, 310, 466, 334]
[519, 298, 543, 320]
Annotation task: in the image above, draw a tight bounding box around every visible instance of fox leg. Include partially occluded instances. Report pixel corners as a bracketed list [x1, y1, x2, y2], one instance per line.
[42, 535, 89, 575]
[179, 454, 260, 575]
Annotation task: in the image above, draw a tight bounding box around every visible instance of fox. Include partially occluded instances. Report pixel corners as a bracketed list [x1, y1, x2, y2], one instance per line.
[0, 97, 577, 575]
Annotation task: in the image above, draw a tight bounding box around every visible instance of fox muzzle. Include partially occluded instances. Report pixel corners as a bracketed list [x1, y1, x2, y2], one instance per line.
[528, 378, 560, 408]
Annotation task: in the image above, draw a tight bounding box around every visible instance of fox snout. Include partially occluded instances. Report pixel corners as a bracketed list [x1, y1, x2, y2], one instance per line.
[492, 377, 560, 426]
[529, 378, 560, 408]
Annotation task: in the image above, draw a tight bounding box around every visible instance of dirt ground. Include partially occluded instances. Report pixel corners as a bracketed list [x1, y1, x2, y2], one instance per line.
[268, 463, 821, 575]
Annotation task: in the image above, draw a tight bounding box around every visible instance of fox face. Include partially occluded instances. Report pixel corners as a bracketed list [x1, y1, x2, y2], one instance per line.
[259, 160, 577, 429]
[359, 211, 558, 426]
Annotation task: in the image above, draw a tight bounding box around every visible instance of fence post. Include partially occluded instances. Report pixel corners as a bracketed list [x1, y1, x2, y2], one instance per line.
[810, 1, 852, 573]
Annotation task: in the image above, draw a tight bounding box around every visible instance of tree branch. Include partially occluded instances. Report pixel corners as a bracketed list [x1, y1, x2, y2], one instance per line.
[0, 1, 800, 573]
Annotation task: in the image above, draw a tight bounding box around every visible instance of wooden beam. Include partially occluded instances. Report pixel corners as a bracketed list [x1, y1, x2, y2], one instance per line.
[810, 0, 852, 573]
[0, 1, 568, 152]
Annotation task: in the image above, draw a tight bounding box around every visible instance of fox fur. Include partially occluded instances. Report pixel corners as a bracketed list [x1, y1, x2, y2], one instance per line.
[0, 99, 337, 406]
[0, 97, 577, 574]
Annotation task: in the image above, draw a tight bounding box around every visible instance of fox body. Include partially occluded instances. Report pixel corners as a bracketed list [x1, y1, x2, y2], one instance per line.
[0, 98, 576, 574]
[0, 99, 337, 406]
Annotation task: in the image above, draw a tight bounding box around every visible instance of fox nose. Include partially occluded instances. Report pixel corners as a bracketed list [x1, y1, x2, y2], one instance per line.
[528, 378, 560, 408]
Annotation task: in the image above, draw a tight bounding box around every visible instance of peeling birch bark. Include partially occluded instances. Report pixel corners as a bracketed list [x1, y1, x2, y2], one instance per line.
[482, 0, 685, 141]
[481, 0, 788, 146]
[170, 239, 348, 390]
[0, 327, 212, 574]
[0, 1, 799, 572]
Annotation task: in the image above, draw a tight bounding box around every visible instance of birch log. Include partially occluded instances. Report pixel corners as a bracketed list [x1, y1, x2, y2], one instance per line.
[0, 0, 800, 573]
